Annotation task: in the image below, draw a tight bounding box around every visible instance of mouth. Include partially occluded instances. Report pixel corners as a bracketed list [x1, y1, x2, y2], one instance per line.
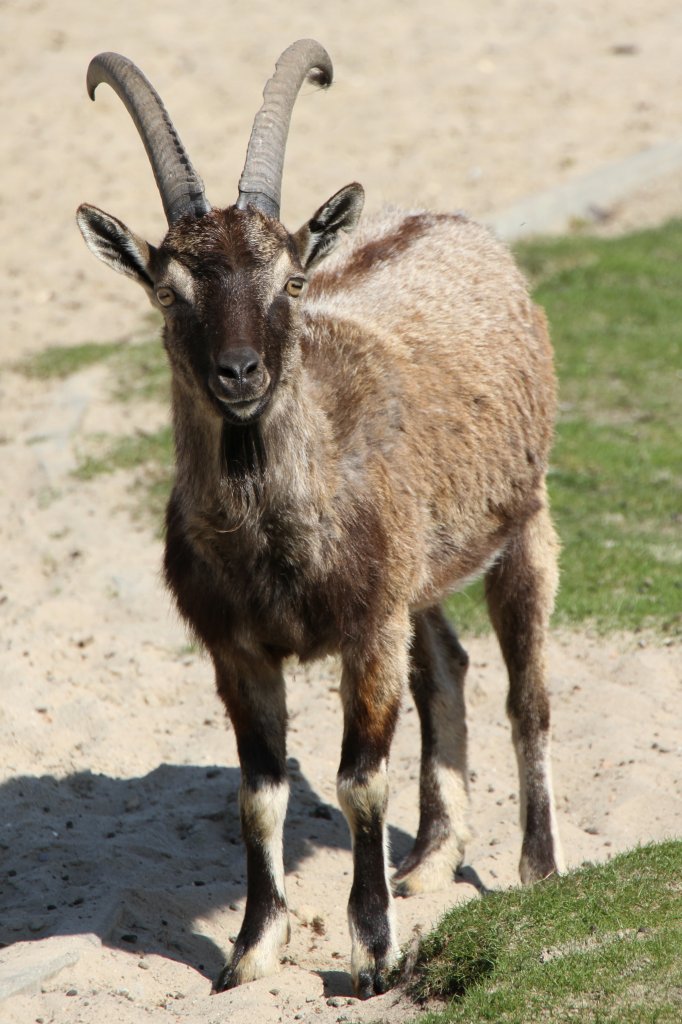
[220, 395, 269, 423]
[209, 372, 271, 424]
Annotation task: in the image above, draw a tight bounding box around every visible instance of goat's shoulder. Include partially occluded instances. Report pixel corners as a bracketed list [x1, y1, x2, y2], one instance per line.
[308, 206, 518, 298]
[305, 206, 533, 353]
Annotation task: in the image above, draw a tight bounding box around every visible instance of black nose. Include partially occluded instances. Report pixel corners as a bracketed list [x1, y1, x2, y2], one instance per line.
[217, 346, 261, 383]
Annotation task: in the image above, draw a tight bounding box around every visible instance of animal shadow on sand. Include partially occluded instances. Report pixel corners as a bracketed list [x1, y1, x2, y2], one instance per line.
[0, 756, 476, 983]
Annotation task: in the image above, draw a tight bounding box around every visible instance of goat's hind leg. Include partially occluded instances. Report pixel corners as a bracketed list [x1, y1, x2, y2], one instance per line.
[393, 606, 471, 896]
[212, 652, 290, 991]
[485, 499, 564, 883]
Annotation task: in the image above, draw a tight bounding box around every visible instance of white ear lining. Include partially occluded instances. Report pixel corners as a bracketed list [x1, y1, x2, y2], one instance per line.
[77, 205, 153, 285]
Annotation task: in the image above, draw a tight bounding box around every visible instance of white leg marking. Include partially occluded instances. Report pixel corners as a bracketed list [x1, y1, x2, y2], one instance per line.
[338, 762, 399, 989]
[398, 761, 471, 895]
[511, 721, 564, 881]
[226, 915, 290, 984]
[225, 780, 290, 983]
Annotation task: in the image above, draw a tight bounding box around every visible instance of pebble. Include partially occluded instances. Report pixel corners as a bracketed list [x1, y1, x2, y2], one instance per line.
[311, 915, 326, 935]
[295, 904, 322, 926]
[326, 996, 343, 1007]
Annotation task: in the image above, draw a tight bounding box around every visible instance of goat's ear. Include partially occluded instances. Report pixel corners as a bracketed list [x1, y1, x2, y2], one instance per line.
[294, 183, 364, 270]
[77, 203, 156, 289]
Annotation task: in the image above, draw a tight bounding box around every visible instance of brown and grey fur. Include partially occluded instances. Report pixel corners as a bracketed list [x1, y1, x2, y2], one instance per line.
[77, 52, 563, 1000]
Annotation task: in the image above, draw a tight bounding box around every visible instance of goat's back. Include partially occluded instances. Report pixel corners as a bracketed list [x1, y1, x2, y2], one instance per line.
[300, 208, 556, 604]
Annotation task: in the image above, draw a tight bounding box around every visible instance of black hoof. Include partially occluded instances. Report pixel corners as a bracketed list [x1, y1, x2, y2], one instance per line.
[212, 962, 237, 994]
[356, 964, 392, 999]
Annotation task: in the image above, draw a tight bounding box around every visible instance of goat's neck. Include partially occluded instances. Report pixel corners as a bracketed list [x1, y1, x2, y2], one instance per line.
[170, 376, 332, 529]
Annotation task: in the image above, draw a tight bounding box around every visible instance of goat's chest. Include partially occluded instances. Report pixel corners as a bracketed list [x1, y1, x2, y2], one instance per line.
[170, 503, 341, 658]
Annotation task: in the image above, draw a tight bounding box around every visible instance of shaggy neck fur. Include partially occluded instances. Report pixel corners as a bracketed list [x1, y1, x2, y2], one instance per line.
[170, 366, 334, 546]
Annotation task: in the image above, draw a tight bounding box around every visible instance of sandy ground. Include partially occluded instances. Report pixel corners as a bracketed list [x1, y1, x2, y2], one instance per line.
[1, 2, 681, 1022]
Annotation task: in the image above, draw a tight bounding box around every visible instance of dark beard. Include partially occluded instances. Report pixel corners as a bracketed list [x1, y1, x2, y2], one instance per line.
[219, 420, 267, 482]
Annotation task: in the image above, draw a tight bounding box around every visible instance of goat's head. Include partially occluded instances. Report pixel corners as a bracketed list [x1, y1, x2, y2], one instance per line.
[77, 41, 364, 425]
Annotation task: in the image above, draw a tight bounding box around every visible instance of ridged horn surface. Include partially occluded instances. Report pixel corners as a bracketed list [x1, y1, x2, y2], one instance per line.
[236, 39, 333, 219]
[87, 52, 211, 224]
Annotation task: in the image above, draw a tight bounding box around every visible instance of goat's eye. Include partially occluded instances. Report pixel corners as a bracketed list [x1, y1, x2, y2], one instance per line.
[156, 287, 176, 307]
[285, 277, 305, 298]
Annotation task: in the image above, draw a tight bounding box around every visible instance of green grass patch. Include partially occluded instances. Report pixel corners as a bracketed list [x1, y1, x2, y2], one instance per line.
[75, 426, 173, 526]
[16, 322, 169, 406]
[16, 327, 174, 524]
[448, 220, 682, 636]
[17, 339, 124, 379]
[109, 336, 171, 405]
[400, 840, 682, 1023]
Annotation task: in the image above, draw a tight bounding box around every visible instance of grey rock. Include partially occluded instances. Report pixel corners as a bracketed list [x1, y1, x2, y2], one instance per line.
[0, 934, 100, 1003]
[488, 137, 682, 241]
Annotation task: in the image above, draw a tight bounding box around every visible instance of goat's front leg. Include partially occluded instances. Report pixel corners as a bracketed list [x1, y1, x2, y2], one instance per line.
[212, 652, 290, 992]
[337, 616, 408, 998]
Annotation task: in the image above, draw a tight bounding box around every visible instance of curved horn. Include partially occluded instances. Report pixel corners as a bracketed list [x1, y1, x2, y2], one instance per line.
[236, 39, 333, 219]
[86, 52, 211, 225]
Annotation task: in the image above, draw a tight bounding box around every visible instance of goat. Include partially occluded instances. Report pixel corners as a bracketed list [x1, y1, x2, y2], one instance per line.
[76, 40, 563, 998]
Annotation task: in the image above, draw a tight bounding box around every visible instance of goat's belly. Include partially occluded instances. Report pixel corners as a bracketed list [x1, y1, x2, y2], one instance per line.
[412, 543, 504, 611]
[408, 526, 500, 608]
[408, 475, 546, 608]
